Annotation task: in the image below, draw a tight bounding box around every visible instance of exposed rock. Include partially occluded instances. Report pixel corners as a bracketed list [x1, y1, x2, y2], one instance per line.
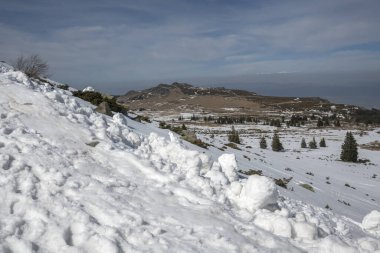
[95, 102, 113, 116]
[86, 141, 100, 147]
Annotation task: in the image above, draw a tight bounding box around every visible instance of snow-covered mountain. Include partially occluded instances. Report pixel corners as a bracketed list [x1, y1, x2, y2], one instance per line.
[0, 64, 379, 252]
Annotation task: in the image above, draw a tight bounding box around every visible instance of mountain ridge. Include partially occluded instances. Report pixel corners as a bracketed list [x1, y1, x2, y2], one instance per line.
[117, 82, 333, 114]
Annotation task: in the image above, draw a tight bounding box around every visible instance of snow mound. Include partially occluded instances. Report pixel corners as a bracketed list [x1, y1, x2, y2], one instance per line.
[218, 154, 238, 183]
[83, 86, 95, 92]
[236, 175, 278, 212]
[0, 62, 14, 73]
[362, 210, 380, 237]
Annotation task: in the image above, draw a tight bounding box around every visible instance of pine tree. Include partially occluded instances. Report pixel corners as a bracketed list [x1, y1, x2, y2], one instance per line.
[319, 137, 326, 147]
[182, 124, 187, 130]
[260, 136, 267, 149]
[271, 132, 283, 151]
[301, 138, 307, 148]
[334, 119, 341, 127]
[340, 132, 358, 162]
[228, 126, 240, 144]
[317, 119, 323, 127]
[309, 137, 317, 149]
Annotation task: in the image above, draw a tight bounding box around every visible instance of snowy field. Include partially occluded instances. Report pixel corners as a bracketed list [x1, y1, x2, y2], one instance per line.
[181, 124, 380, 222]
[1, 64, 380, 252]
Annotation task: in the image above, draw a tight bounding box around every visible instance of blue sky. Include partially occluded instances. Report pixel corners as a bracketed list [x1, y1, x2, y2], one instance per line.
[1, 0, 380, 107]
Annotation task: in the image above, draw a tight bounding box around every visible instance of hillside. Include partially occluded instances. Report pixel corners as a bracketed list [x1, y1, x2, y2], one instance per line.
[1, 65, 380, 252]
[117, 82, 333, 116]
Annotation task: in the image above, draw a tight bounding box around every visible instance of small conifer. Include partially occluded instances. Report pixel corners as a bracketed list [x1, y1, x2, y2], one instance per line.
[301, 138, 307, 148]
[309, 137, 317, 149]
[320, 138, 326, 147]
[260, 136, 267, 149]
[340, 132, 358, 162]
[271, 132, 284, 151]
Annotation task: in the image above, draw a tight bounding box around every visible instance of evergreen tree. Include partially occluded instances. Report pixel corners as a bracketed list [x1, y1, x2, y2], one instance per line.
[340, 132, 358, 162]
[182, 124, 187, 130]
[319, 137, 326, 147]
[334, 119, 341, 127]
[323, 118, 330, 126]
[228, 126, 240, 144]
[301, 138, 307, 148]
[271, 132, 284, 151]
[317, 119, 323, 127]
[259, 136, 267, 149]
[309, 137, 317, 149]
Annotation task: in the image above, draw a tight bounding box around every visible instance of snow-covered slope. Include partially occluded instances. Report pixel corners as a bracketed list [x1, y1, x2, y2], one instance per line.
[0, 68, 379, 252]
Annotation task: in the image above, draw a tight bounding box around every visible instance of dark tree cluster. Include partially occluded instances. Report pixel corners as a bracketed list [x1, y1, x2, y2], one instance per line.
[269, 119, 282, 127]
[190, 114, 200, 121]
[286, 115, 307, 127]
[215, 116, 258, 125]
[334, 119, 341, 127]
[203, 116, 215, 122]
[72, 91, 127, 114]
[352, 108, 380, 125]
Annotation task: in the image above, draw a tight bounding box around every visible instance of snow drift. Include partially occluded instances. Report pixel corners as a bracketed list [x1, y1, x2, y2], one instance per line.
[0, 64, 379, 252]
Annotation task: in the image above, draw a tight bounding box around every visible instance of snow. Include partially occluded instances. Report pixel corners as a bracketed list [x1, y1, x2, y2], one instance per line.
[236, 175, 278, 212]
[186, 122, 380, 222]
[1, 68, 380, 252]
[82, 86, 95, 92]
[218, 153, 238, 183]
[362, 210, 380, 236]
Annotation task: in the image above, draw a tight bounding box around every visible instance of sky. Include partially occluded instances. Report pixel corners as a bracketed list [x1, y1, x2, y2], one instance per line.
[1, 0, 380, 108]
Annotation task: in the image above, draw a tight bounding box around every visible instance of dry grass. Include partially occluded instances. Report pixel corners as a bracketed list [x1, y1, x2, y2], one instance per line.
[360, 141, 380, 151]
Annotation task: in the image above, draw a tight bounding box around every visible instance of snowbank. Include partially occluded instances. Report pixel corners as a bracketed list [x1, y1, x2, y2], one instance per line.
[362, 210, 380, 237]
[236, 175, 278, 212]
[0, 69, 379, 252]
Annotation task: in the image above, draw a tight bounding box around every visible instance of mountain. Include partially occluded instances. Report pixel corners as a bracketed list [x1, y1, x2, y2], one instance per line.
[117, 82, 332, 114]
[1, 66, 379, 252]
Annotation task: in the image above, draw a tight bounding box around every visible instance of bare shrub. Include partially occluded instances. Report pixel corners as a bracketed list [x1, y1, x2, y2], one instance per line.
[14, 54, 48, 78]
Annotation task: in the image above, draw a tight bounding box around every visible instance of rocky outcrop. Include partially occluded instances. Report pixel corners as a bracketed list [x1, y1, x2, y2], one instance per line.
[95, 101, 113, 116]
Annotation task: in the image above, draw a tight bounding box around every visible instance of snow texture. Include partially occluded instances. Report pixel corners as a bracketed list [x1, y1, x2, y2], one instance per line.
[0, 68, 379, 252]
[362, 210, 380, 237]
[82, 86, 95, 92]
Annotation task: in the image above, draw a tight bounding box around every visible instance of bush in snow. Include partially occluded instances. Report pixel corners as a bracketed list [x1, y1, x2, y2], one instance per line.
[259, 136, 267, 149]
[301, 138, 307, 148]
[57, 84, 69, 90]
[300, 183, 315, 192]
[225, 142, 241, 150]
[340, 131, 358, 162]
[239, 169, 263, 176]
[319, 137, 327, 147]
[13, 54, 48, 78]
[72, 90, 127, 114]
[309, 137, 317, 149]
[271, 132, 283, 151]
[228, 126, 240, 144]
[274, 177, 292, 189]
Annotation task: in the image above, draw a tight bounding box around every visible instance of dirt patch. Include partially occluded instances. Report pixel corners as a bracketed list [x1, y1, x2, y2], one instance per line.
[360, 141, 380, 151]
